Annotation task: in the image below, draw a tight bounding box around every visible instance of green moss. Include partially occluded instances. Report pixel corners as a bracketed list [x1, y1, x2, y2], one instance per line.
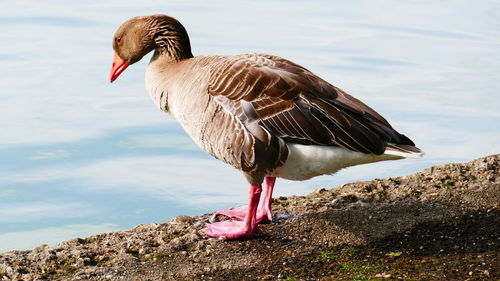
[341, 247, 360, 259]
[320, 246, 361, 262]
[341, 263, 355, 270]
[139, 252, 169, 262]
[174, 230, 189, 236]
[37, 258, 80, 280]
[83, 236, 103, 244]
[320, 249, 339, 260]
[443, 183, 454, 189]
[352, 274, 369, 281]
[465, 255, 481, 263]
[295, 267, 307, 277]
[386, 251, 402, 257]
[65, 257, 77, 266]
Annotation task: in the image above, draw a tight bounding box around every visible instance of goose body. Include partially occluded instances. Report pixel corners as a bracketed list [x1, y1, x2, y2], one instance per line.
[110, 15, 423, 239]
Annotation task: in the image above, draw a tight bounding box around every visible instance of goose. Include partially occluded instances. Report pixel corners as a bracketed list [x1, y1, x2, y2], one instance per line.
[109, 14, 423, 239]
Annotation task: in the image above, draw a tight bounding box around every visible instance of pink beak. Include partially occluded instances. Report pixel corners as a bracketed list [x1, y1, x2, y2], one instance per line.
[109, 52, 129, 82]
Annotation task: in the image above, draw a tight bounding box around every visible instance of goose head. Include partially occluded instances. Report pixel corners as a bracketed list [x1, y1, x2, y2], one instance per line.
[109, 14, 193, 82]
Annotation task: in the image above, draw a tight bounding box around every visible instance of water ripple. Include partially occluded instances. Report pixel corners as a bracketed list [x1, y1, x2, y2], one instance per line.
[348, 23, 482, 40]
[0, 16, 102, 27]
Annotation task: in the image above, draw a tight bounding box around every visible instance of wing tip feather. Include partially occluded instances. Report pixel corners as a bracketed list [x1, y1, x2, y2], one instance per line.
[384, 143, 424, 159]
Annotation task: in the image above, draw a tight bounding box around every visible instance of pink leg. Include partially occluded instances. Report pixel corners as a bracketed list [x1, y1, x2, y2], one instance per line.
[205, 184, 262, 239]
[258, 176, 276, 223]
[213, 176, 276, 223]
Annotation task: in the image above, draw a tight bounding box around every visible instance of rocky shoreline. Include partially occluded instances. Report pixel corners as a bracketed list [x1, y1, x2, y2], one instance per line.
[1, 155, 498, 280]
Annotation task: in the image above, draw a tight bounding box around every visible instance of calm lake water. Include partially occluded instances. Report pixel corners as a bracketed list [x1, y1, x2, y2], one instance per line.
[1, 0, 499, 252]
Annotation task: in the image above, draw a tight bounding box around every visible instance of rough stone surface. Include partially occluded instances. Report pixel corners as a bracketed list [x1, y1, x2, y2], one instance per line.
[0, 155, 498, 280]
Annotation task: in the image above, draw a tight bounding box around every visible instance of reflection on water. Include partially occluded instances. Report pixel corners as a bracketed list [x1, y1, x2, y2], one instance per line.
[0, 0, 499, 252]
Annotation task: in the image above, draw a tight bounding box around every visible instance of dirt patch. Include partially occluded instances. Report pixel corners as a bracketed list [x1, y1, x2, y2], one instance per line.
[1, 155, 498, 281]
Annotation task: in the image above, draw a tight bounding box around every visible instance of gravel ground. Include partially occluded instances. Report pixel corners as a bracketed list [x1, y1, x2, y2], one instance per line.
[1, 154, 498, 281]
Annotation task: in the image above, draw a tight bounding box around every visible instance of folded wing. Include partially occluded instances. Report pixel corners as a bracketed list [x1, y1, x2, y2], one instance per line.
[208, 54, 416, 155]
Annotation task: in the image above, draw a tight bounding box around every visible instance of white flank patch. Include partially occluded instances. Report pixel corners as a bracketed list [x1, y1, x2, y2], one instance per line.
[271, 144, 407, 181]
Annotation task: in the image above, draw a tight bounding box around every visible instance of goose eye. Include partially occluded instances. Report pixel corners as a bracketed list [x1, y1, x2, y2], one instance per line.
[115, 37, 122, 44]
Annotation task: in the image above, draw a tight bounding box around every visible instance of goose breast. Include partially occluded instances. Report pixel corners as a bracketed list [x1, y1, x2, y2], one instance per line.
[145, 56, 266, 174]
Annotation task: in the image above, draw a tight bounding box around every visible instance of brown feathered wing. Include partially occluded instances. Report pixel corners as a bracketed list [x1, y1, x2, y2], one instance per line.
[208, 54, 416, 157]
